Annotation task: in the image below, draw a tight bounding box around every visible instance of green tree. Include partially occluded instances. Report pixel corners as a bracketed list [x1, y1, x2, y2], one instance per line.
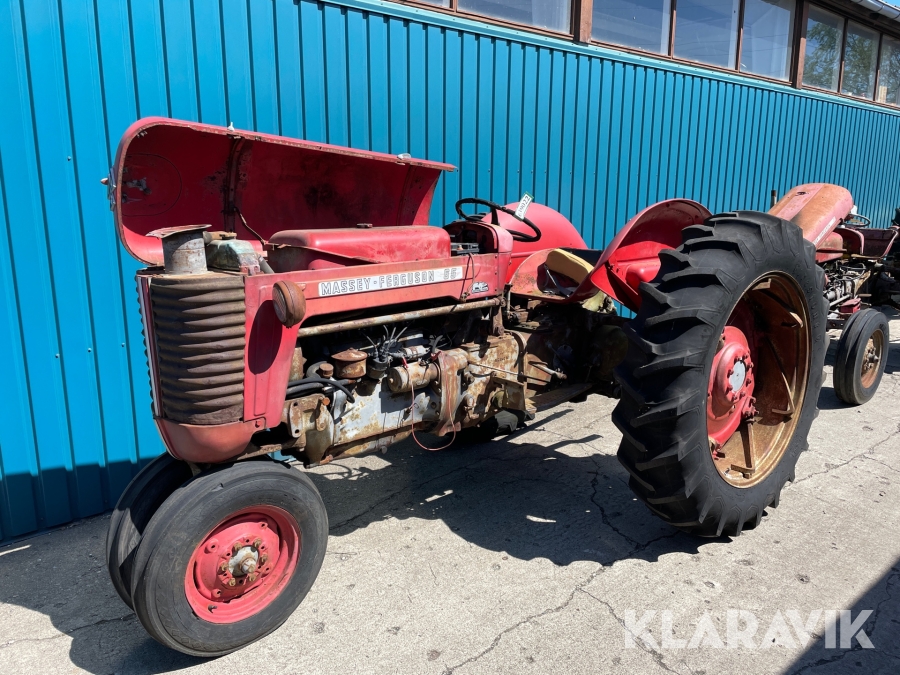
[804, 21, 840, 89]
[842, 29, 877, 97]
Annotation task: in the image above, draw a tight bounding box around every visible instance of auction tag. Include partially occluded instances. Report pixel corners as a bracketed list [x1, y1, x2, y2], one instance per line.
[514, 192, 534, 220]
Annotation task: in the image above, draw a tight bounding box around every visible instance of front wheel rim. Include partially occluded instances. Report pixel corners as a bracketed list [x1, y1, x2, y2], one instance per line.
[184, 505, 301, 624]
[707, 273, 812, 488]
[859, 329, 884, 389]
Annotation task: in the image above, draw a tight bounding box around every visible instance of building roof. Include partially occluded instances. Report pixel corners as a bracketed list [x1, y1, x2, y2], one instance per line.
[845, 0, 900, 23]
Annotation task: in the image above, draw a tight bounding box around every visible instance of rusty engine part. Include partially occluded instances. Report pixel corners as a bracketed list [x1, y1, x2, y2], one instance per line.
[264, 298, 623, 467]
[330, 348, 367, 379]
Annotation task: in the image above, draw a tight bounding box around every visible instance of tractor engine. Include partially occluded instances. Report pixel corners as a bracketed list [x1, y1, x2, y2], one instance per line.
[141, 243, 624, 467]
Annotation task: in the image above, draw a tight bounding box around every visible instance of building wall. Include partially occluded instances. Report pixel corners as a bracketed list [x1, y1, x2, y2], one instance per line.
[1, 0, 899, 541]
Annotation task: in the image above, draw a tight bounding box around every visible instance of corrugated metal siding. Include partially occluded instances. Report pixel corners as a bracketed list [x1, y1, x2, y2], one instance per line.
[1, 0, 899, 541]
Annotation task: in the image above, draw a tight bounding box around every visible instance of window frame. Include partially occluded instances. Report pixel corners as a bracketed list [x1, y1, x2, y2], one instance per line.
[387, 0, 585, 39]
[387, 0, 900, 110]
[591, 0, 800, 84]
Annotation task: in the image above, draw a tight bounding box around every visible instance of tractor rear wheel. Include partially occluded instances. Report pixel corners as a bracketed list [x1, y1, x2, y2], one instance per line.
[833, 308, 889, 405]
[106, 452, 193, 608]
[129, 458, 328, 656]
[614, 211, 827, 537]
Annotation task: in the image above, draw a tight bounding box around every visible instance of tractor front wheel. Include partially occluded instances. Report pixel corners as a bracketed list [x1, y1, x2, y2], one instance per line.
[833, 308, 889, 405]
[614, 211, 827, 537]
[129, 458, 328, 656]
[106, 453, 193, 608]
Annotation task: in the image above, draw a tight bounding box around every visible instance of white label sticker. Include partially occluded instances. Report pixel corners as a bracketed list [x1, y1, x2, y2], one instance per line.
[318, 267, 465, 297]
[514, 192, 534, 220]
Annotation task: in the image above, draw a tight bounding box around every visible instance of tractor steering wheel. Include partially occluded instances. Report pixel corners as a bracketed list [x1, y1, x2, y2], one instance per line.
[454, 197, 542, 243]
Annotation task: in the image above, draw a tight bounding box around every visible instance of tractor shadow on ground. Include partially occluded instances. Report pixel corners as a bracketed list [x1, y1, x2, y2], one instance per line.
[0, 408, 720, 675]
[309, 412, 709, 569]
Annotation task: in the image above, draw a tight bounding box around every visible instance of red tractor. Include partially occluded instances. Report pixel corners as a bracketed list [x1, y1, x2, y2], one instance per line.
[773, 186, 898, 405]
[104, 118, 896, 656]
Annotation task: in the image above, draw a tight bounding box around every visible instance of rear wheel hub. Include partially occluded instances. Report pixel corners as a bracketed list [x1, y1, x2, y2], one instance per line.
[707, 273, 811, 488]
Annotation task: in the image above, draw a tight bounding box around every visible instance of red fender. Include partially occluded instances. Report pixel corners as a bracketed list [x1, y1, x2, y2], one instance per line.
[590, 200, 712, 312]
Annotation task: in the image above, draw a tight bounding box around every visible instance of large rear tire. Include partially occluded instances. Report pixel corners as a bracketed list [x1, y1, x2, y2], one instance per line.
[613, 212, 827, 537]
[129, 459, 328, 656]
[833, 308, 889, 405]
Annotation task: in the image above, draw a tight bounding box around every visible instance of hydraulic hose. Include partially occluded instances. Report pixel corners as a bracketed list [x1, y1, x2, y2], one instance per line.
[285, 376, 355, 402]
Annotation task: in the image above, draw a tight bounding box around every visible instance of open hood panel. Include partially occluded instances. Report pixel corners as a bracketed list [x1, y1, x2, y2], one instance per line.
[110, 118, 455, 265]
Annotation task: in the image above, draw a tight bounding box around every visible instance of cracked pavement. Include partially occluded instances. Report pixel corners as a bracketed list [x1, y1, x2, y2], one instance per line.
[0, 312, 898, 674]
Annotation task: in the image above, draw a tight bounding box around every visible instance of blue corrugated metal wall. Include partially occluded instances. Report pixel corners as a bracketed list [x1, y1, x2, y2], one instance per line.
[1, 0, 899, 541]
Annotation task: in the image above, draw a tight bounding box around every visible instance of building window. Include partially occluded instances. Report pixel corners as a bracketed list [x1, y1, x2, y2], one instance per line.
[393, 0, 900, 109]
[673, 0, 740, 68]
[877, 35, 900, 106]
[740, 0, 796, 81]
[841, 21, 879, 99]
[591, 0, 671, 55]
[457, 0, 571, 33]
[802, 5, 844, 92]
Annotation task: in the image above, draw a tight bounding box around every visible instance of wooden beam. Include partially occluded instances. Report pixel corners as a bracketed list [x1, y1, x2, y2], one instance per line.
[793, 1, 810, 88]
[574, 0, 593, 44]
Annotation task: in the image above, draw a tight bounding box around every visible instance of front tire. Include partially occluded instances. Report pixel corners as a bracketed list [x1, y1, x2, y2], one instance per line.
[614, 212, 827, 537]
[129, 459, 328, 656]
[833, 308, 889, 405]
[106, 453, 192, 608]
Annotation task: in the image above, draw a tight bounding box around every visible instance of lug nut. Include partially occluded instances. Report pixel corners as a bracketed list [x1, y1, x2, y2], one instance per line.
[259, 554, 268, 565]
[218, 562, 228, 573]
[248, 573, 258, 583]
[232, 542, 242, 553]
[253, 538, 263, 549]
[228, 578, 237, 587]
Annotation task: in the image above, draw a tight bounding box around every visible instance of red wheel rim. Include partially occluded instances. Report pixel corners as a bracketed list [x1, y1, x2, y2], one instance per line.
[185, 505, 300, 623]
[706, 273, 811, 488]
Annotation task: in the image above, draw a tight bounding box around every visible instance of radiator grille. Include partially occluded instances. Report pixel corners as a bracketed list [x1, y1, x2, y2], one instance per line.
[147, 274, 246, 425]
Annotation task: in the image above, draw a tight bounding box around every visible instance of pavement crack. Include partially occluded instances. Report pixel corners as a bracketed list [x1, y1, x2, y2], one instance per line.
[794, 430, 899, 485]
[442, 563, 605, 673]
[863, 455, 900, 476]
[579, 588, 683, 675]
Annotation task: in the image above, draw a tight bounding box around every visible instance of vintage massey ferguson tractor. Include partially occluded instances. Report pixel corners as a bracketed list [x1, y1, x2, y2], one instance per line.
[104, 118, 896, 656]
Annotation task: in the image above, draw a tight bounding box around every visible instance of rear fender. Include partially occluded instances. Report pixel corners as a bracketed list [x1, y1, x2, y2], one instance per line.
[589, 199, 712, 312]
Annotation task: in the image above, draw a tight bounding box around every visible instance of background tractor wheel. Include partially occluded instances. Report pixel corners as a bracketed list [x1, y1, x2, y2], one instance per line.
[106, 453, 192, 608]
[129, 458, 328, 656]
[833, 308, 889, 405]
[613, 211, 827, 537]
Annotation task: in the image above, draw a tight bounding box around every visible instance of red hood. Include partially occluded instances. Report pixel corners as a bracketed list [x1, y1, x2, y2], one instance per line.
[109, 117, 455, 265]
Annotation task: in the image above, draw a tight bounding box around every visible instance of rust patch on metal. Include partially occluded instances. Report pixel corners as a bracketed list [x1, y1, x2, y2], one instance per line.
[331, 348, 368, 379]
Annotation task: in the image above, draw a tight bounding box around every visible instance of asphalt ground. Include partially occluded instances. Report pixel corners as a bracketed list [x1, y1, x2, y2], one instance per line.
[1, 310, 898, 675]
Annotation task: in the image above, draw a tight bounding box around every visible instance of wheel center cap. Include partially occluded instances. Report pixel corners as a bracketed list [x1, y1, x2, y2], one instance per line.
[729, 360, 746, 391]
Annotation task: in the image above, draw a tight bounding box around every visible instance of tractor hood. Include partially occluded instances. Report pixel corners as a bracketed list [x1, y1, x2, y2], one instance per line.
[108, 117, 455, 265]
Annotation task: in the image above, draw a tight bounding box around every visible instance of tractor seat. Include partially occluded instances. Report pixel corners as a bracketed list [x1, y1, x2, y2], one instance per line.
[268, 226, 451, 271]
